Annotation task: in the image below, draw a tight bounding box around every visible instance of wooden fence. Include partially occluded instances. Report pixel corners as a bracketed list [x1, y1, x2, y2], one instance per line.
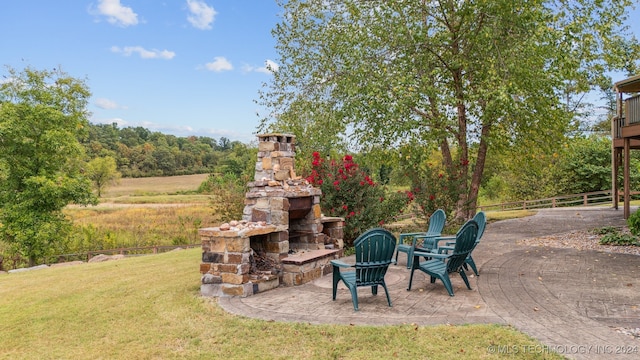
[477, 190, 639, 212]
[1, 244, 201, 271]
[84, 244, 201, 261]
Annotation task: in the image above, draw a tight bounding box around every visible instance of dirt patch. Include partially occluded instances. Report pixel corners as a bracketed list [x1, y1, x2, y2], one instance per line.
[517, 228, 640, 256]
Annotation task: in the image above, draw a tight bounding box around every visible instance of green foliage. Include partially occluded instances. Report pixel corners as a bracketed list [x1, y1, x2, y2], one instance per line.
[81, 123, 245, 178]
[553, 136, 638, 195]
[592, 226, 620, 235]
[307, 152, 411, 245]
[627, 210, 640, 237]
[0, 66, 98, 266]
[199, 173, 247, 222]
[593, 223, 640, 246]
[396, 145, 462, 223]
[481, 136, 640, 203]
[504, 147, 560, 201]
[599, 232, 639, 246]
[260, 0, 639, 219]
[86, 156, 121, 197]
[214, 142, 257, 178]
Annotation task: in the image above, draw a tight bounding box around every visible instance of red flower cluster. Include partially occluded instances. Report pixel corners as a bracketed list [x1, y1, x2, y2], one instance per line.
[306, 151, 411, 245]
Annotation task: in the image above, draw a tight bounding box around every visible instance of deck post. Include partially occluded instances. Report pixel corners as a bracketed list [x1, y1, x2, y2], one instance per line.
[624, 137, 631, 219]
[612, 115, 619, 210]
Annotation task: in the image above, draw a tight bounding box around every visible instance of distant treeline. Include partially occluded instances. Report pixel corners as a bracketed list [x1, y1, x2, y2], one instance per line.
[82, 123, 254, 178]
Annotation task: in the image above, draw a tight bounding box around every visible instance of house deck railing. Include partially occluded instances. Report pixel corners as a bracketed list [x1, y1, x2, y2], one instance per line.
[627, 95, 640, 126]
[614, 95, 640, 139]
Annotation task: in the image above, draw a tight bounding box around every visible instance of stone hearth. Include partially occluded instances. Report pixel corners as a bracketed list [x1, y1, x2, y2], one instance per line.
[200, 134, 344, 297]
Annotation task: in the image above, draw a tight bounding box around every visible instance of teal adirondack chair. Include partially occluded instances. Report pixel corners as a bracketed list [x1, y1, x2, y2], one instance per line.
[395, 209, 446, 268]
[406, 220, 478, 296]
[437, 211, 486, 276]
[331, 228, 397, 311]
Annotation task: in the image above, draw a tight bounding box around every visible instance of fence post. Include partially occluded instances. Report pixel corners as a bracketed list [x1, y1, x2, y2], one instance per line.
[583, 194, 588, 206]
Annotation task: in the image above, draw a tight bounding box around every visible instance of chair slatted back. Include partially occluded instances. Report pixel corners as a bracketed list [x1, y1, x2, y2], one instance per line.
[426, 209, 446, 237]
[421, 209, 447, 249]
[446, 220, 478, 273]
[474, 211, 486, 242]
[354, 228, 397, 287]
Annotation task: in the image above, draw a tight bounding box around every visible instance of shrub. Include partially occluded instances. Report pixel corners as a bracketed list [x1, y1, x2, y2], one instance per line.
[307, 152, 412, 245]
[199, 173, 247, 222]
[627, 209, 640, 236]
[591, 226, 619, 235]
[599, 233, 639, 246]
[395, 145, 462, 225]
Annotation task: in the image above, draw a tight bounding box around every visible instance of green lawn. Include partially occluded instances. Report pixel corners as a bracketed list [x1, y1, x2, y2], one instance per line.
[0, 248, 562, 359]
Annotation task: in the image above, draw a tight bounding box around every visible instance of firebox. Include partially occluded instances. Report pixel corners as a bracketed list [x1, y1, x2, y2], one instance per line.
[199, 134, 344, 297]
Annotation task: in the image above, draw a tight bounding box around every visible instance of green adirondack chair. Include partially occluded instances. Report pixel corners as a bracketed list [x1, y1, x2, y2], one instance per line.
[406, 220, 478, 296]
[437, 211, 486, 276]
[395, 209, 446, 269]
[331, 228, 397, 311]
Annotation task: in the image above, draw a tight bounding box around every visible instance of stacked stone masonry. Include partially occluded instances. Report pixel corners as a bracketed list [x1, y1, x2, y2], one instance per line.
[200, 134, 344, 297]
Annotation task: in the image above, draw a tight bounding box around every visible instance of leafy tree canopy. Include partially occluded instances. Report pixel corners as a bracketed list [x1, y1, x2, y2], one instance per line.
[259, 0, 639, 220]
[0, 66, 98, 265]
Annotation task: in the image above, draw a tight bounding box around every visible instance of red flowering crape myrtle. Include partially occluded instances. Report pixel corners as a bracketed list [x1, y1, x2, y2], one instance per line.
[307, 152, 413, 245]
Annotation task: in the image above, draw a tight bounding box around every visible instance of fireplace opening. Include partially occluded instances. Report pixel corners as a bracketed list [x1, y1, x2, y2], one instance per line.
[288, 196, 312, 219]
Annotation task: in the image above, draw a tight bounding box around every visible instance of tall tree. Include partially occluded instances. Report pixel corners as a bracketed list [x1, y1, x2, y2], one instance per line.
[260, 0, 639, 220]
[0, 66, 97, 266]
[86, 156, 121, 197]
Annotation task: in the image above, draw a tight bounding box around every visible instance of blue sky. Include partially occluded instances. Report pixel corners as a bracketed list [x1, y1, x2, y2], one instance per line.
[1, 0, 280, 142]
[1, 1, 639, 143]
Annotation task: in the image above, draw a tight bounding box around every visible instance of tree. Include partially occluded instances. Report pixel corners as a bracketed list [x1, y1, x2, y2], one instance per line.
[553, 136, 640, 195]
[0, 66, 97, 266]
[86, 156, 121, 197]
[260, 0, 639, 221]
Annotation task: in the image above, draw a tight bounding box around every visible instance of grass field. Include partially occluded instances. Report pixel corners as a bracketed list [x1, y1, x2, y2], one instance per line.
[102, 173, 210, 199]
[0, 174, 564, 358]
[57, 174, 220, 255]
[0, 248, 562, 359]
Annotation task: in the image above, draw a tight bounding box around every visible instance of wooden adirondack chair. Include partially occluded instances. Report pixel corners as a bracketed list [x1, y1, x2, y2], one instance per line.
[395, 209, 446, 268]
[406, 220, 478, 296]
[438, 211, 486, 276]
[331, 228, 397, 311]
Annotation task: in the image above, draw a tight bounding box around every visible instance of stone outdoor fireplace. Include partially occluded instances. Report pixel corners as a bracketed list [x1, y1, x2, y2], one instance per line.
[199, 134, 344, 297]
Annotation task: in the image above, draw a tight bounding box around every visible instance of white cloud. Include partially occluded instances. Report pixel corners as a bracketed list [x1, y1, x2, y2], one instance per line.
[186, 0, 216, 30]
[95, 98, 120, 109]
[141, 121, 195, 134]
[259, 59, 279, 73]
[111, 46, 176, 59]
[95, 0, 139, 27]
[243, 59, 280, 74]
[205, 57, 233, 72]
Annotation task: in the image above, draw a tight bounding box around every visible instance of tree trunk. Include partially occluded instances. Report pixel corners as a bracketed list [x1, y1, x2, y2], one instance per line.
[467, 122, 491, 219]
[453, 68, 469, 223]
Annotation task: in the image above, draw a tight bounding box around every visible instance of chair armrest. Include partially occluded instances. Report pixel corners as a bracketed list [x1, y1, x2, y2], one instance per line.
[330, 259, 353, 268]
[399, 232, 427, 244]
[431, 236, 455, 248]
[400, 232, 428, 238]
[414, 234, 452, 251]
[437, 245, 454, 254]
[414, 251, 449, 260]
[412, 250, 436, 258]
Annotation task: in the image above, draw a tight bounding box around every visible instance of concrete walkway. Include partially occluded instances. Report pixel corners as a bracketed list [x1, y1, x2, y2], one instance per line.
[218, 207, 640, 359]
